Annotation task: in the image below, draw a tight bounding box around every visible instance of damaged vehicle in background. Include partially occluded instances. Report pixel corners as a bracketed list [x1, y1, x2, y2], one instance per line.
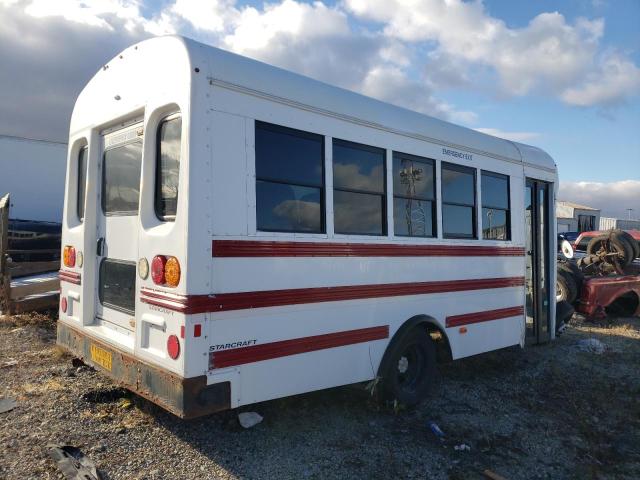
[556, 229, 640, 324]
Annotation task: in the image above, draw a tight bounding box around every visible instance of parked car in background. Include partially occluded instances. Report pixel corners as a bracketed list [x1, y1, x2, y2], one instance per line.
[559, 231, 580, 243]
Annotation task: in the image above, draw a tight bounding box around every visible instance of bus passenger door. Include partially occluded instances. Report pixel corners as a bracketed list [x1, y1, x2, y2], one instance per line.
[525, 179, 551, 344]
[94, 122, 143, 348]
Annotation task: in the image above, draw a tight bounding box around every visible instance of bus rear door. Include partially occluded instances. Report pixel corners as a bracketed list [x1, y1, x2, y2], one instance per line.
[95, 121, 143, 348]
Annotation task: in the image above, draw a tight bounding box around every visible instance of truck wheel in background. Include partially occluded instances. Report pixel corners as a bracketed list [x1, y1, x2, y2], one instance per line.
[587, 233, 634, 267]
[557, 269, 578, 304]
[378, 328, 436, 407]
[559, 261, 584, 293]
[612, 230, 639, 260]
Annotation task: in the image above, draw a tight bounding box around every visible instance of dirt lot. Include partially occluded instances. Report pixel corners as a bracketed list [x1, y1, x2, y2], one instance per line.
[1, 313, 639, 480]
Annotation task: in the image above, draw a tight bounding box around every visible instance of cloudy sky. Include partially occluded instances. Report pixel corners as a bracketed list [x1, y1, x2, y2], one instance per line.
[1, 0, 638, 218]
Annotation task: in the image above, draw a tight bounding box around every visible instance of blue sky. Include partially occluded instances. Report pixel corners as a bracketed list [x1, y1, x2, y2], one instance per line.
[0, 0, 638, 216]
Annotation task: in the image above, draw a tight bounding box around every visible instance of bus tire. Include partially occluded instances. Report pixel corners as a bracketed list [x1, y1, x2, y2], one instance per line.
[377, 328, 436, 407]
[556, 269, 578, 304]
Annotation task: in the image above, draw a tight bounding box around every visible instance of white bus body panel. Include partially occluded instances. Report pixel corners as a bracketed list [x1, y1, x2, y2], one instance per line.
[58, 36, 558, 416]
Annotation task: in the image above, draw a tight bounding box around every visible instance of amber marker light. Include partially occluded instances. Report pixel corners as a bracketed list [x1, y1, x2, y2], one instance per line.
[63, 246, 76, 268]
[164, 256, 181, 287]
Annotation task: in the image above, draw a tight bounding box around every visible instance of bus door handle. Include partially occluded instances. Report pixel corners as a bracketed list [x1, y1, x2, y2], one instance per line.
[97, 237, 105, 257]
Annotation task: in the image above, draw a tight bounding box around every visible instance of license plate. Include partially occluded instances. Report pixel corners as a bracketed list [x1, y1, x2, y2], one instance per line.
[90, 344, 113, 371]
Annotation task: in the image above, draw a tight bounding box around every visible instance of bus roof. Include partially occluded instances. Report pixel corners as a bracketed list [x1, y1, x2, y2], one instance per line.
[71, 35, 556, 172]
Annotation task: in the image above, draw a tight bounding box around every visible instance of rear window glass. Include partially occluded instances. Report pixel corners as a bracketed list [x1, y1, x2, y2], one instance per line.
[102, 141, 142, 215]
[155, 116, 182, 220]
[99, 259, 136, 314]
[77, 146, 88, 221]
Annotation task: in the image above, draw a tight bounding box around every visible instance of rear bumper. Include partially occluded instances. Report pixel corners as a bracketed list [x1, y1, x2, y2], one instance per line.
[56, 322, 230, 419]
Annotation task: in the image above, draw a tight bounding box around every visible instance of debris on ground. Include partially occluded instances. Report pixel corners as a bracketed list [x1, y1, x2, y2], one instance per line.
[453, 443, 471, 451]
[577, 337, 607, 354]
[48, 445, 102, 480]
[483, 469, 509, 480]
[1, 359, 17, 368]
[0, 397, 17, 414]
[238, 411, 263, 429]
[427, 421, 445, 439]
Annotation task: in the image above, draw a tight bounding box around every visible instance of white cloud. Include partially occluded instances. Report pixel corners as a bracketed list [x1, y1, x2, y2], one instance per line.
[559, 181, 640, 219]
[1, 0, 637, 146]
[474, 128, 540, 142]
[344, 0, 639, 106]
[561, 54, 640, 106]
[0, 0, 480, 143]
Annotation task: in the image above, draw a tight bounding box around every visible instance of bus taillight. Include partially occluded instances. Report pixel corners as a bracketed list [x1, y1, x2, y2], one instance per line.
[151, 255, 180, 287]
[151, 255, 166, 285]
[63, 246, 76, 267]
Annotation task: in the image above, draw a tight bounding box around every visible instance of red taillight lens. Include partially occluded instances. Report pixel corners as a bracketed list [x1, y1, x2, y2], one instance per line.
[63, 246, 76, 267]
[151, 255, 166, 285]
[167, 334, 180, 360]
[60, 297, 67, 313]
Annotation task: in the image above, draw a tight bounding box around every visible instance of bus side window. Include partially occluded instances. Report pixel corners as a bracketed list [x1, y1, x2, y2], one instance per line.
[442, 162, 476, 239]
[155, 115, 182, 221]
[255, 121, 325, 233]
[333, 139, 386, 236]
[392, 152, 436, 238]
[481, 171, 510, 240]
[77, 146, 88, 221]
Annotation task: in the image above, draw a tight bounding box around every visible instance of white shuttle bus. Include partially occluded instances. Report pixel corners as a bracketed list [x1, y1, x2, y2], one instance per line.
[58, 36, 558, 418]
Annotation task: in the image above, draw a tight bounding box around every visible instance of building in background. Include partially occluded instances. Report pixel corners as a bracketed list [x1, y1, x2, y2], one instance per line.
[600, 217, 640, 231]
[557, 200, 600, 233]
[0, 135, 67, 222]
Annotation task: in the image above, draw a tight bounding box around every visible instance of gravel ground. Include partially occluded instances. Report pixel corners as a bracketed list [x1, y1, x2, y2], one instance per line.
[1, 312, 639, 480]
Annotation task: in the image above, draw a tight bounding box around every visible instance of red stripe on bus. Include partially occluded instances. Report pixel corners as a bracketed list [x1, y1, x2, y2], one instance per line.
[59, 270, 81, 285]
[209, 325, 389, 369]
[445, 306, 524, 328]
[212, 240, 525, 257]
[140, 276, 525, 314]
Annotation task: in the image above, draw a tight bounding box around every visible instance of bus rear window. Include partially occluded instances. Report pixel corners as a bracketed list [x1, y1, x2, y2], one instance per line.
[77, 146, 88, 221]
[155, 116, 182, 220]
[99, 259, 136, 314]
[102, 141, 142, 215]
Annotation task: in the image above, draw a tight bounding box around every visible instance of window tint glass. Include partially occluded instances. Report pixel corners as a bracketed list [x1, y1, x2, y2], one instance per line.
[256, 181, 322, 232]
[481, 171, 510, 240]
[156, 116, 181, 220]
[334, 190, 384, 235]
[481, 173, 509, 209]
[333, 141, 384, 193]
[102, 141, 142, 215]
[392, 153, 435, 237]
[255, 122, 324, 233]
[77, 146, 87, 221]
[256, 123, 323, 187]
[443, 204, 474, 237]
[99, 259, 136, 314]
[482, 208, 508, 240]
[442, 166, 475, 205]
[394, 198, 434, 237]
[442, 163, 476, 238]
[332, 140, 386, 235]
[392, 155, 434, 200]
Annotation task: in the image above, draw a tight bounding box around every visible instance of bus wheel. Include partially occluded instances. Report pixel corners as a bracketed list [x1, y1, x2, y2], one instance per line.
[378, 328, 436, 406]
